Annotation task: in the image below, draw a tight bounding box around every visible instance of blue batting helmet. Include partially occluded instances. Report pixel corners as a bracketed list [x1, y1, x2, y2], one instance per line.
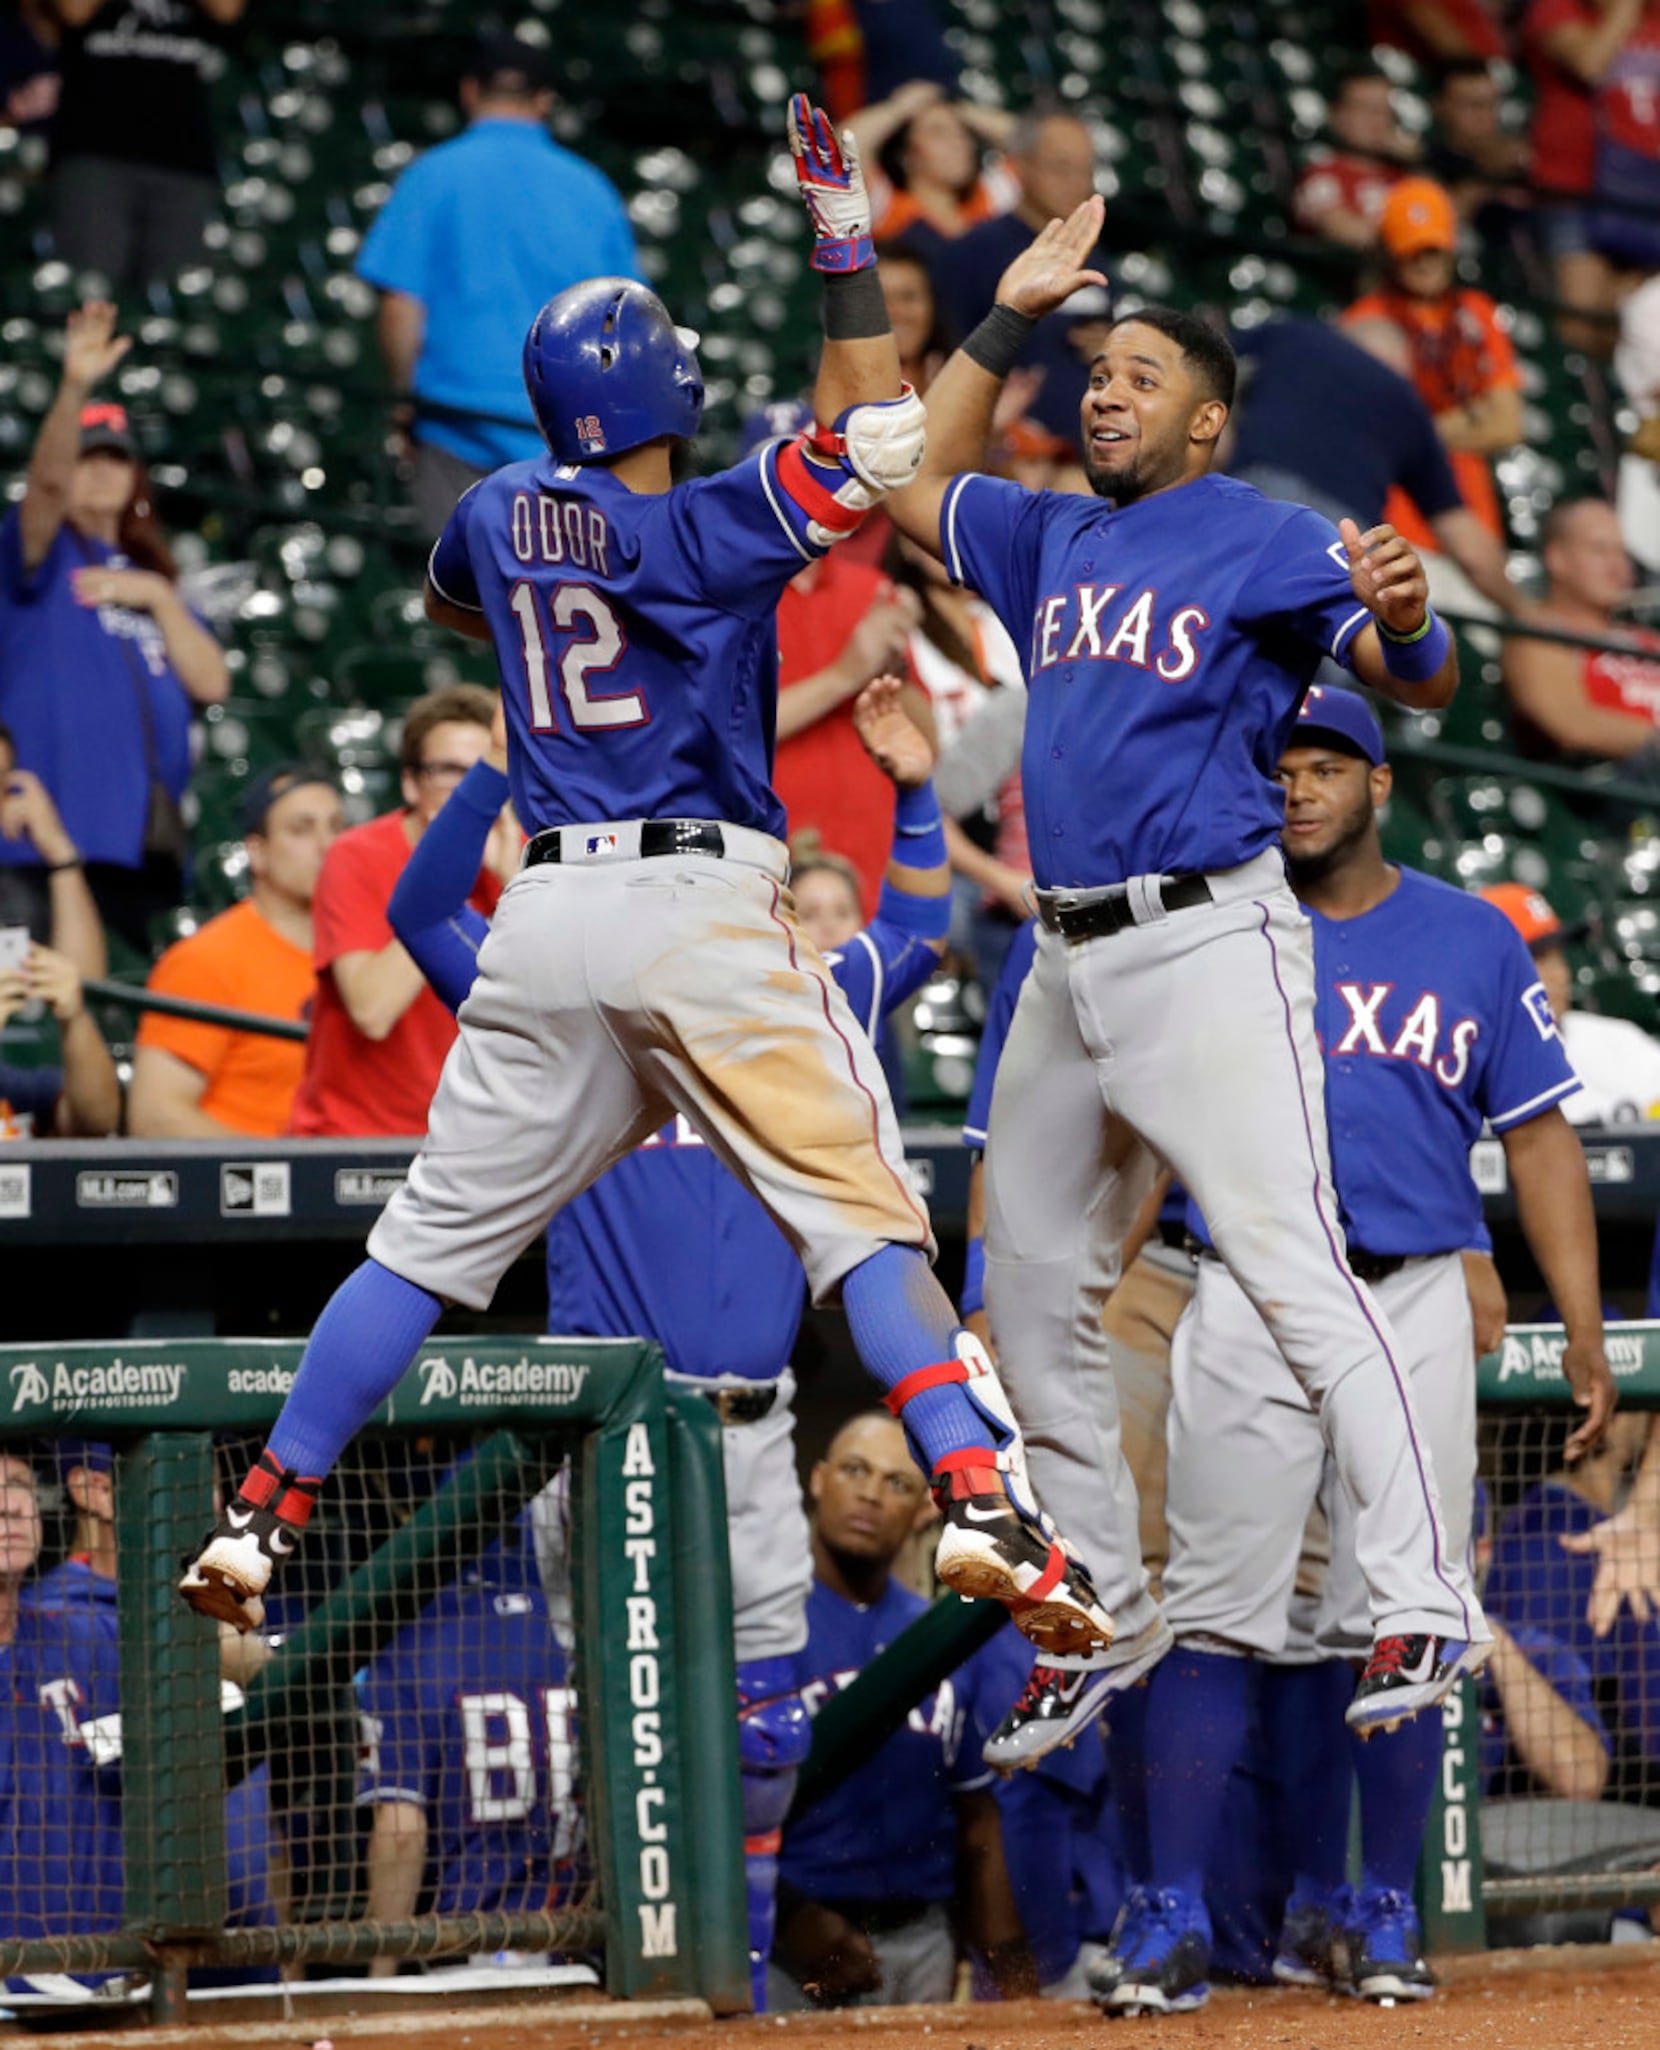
[522, 277, 704, 464]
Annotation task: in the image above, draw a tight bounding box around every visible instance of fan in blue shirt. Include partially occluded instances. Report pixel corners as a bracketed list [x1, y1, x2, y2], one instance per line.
[356, 34, 640, 491]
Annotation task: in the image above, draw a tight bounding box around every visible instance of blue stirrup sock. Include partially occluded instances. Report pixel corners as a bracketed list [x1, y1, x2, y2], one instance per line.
[1352, 1702, 1442, 1896]
[1145, 1647, 1252, 1900]
[260, 1259, 443, 1487]
[1261, 1659, 1356, 1900]
[840, 1245, 996, 1474]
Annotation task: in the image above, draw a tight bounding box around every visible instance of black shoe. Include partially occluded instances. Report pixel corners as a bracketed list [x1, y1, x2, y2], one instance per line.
[934, 1487, 1115, 1659]
[1346, 1634, 1493, 1736]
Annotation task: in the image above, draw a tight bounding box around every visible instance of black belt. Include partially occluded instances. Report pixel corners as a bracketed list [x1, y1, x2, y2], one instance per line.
[819, 1896, 937, 1935]
[1035, 873, 1212, 941]
[524, 819, 726, 868]
[701, 1384, 778, 1425]
[1186, 1234, 1404, 1286]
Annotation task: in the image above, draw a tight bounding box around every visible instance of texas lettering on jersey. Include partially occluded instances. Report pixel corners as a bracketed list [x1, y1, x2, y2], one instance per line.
[1029, 584, 1210, 681]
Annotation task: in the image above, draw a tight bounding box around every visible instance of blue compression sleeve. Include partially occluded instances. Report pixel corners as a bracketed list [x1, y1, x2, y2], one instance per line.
[387, 758, 511, 936]
[403, 908, 490, 1016]
[876, 782, 949, 941]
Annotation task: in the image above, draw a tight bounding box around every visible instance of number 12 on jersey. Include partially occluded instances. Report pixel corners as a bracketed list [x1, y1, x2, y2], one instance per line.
[509, 581, 647, 731]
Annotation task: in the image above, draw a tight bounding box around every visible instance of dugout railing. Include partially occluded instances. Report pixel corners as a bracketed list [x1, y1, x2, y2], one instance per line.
[0, 1337, 750, 2023]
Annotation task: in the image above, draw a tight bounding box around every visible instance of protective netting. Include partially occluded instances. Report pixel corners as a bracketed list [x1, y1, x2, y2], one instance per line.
[0, 1429, 598, 1999]
[1475, 1405, 1660, 1939]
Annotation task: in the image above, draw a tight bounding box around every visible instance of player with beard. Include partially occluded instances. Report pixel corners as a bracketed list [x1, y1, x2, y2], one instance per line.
[883, 199, 1498, 1759]
[1095, 687, 1612, 2015]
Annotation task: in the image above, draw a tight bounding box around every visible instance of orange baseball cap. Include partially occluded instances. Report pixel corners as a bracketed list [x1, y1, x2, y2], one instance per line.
[1479, 883, 1563, 949]
[1380, 177, 1457, 259]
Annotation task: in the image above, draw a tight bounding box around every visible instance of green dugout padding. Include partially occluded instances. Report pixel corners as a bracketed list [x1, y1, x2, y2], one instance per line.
[0, 1338, 749, 2016]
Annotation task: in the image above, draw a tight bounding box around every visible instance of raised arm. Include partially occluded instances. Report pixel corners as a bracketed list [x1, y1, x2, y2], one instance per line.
[852, 675, 950, 957]
[886, 197, 1108, 557]
[20, 302, 131, 573]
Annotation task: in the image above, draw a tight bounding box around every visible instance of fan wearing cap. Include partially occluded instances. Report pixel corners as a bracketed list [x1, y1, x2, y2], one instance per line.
[1480, 880, 1660, 1124]
[1100, 687, 1613, 2013]
[355, 30, 640, 541]
[1342, 178, 1522, 594]
[129, 764, 343, 1139]
[0, 301, 228, 952]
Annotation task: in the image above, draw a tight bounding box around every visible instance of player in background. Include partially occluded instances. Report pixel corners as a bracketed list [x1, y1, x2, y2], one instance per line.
[1097, 691, 1612, 2017]
[183, 83, 1114, 1951]
[356, 1520, 574, 1972]
[378, 676, 950, 2005]
[884, 197, 1498, 1741]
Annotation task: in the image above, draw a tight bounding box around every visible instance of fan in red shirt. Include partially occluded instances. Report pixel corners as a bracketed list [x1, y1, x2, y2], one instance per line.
[773, 556, 931, 919]
[1503, 495, 1660, 771]
[1292, 64, 1414, 250]
[1524, 0, 1657, 351]
[288, 685, 512, 1137]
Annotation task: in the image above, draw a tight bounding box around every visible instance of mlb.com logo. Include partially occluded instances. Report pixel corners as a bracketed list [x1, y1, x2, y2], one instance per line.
[585, 832, 620, 856]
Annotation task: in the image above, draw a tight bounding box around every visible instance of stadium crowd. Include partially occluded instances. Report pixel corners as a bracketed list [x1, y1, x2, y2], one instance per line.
[4, 0, 1660, 2022]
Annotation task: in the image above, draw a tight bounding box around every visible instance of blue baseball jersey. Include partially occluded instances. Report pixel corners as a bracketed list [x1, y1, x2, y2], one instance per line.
[940, 472, 1374, 888]
[428, 443, 853, 841]
[1187, 869, 1577, 1257]
[357, 1568, 576, 1916]
[781, 1576, 994, 1904]
[1484, 1481, 1660, 1773]
[25, 1557, 280, 1936]
[0, 1600, 123, 1939]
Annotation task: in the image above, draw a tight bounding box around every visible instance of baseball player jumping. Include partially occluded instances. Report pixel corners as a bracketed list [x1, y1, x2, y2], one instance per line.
[1098, 689, 1614, 2016]
[883, 197, 1492, 1745]
[182, 101, 1113, 1670]
[375, 676, 955, 2008]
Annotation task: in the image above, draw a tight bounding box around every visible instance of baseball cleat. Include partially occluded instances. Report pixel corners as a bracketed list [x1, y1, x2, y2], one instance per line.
[934, 1489, 1116, 1659]
[179, 1454, 317, 1634]
[1345, 1886, 1435, 2002]
[1271, 1886, 1348, 1988]
[1087, 1886, 1152, 2003]
[1345, 1633, 1493, 1736]
[1098, 1886, 1211, 2017]
[984, 1613, 1174, 1771]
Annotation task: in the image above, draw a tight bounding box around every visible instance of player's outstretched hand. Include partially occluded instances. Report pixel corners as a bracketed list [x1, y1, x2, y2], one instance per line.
[994, 196, 1108, 322]
[787, 93, 874, 273]
[1560, 1504, 1660, 1637]
[1560, 1335, 1617, 1463]
[1339, 518, 1429, 638]
[853, 673, 935, 788]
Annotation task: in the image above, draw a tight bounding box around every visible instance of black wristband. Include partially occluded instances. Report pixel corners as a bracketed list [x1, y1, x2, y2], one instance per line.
[45, 856, 82, 873]
[823, 266, 890, 341]
[961, 304, 1037, 378]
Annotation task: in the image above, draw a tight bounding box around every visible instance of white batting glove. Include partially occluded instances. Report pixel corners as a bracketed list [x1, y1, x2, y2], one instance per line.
[787, 91, 875, 274]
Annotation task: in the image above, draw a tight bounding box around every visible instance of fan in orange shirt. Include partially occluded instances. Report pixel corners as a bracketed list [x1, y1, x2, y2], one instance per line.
[1341, 177, 1522, 557]
[129, 764, 343, 1137]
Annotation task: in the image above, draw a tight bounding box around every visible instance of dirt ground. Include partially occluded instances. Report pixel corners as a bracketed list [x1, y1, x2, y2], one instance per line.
[8, 1948, 1657, 2050]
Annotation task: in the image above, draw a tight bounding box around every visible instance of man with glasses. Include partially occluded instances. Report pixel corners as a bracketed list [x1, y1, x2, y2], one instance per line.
[288, 683, 515, 1136]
